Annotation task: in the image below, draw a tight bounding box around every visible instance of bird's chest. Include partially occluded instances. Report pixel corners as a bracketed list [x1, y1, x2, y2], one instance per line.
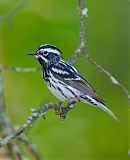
[47, 84, 66, 100]
[42, 69, 66, 100]
[42, 66, 78, 101]
[46, 75, 78, 101]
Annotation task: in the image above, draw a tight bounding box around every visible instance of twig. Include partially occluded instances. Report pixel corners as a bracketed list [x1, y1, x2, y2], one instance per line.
[0, 100, 74, 147]
[69, 0, 88, 63]
[0, 65, 40, 73]
[11, 141, 28, 160]
[0, 71, 41, 159]
[0, 101, 76, 147]
[68, 47, 81, 64]
[70, 0, 130, 102]
[85, 54, 130, 102]
[0, 71, 28, 159]
[19, 135, 41, 160]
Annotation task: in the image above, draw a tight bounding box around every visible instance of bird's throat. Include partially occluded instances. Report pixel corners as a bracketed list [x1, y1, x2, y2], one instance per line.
[38, 57, 46, 67]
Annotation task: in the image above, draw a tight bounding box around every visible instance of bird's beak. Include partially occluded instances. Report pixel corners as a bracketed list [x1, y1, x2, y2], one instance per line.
[28, 52, 37, 56]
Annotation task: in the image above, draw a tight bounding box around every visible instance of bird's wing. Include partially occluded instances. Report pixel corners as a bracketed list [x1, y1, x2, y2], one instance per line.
[50, 62, 119, 121]
[50, 61, 105, 105]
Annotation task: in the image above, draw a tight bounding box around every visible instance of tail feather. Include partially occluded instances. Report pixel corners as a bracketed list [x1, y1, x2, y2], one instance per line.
[96, 102, 119, 121]
[93, 97, 119, 121]
[81, 95, 119, 121]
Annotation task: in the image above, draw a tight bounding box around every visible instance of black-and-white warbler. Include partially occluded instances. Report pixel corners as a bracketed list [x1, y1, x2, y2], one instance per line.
[29, 44, 118, 120]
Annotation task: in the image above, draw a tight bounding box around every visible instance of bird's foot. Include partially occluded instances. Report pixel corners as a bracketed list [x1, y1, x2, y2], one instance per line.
[54, 101, 76, 120]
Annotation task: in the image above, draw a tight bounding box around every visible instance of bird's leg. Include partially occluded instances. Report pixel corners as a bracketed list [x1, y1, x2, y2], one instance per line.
[55, 101, 76, 120]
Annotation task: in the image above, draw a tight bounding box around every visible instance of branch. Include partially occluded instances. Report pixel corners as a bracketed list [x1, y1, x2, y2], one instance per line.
[70, 0, 130, 102]
[19, 135, 41, 160]
[69, 0, 88, 63]
[0, 71, 41, 158]
[84, 54, 130, 101]
[11, 141, 28, 160]
[0, 65, 40, 73]
[0, 71, 28, 159]
[0, 101, 75, 147]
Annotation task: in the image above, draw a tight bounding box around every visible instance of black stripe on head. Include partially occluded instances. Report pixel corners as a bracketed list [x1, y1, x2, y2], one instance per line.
[37, 44, 62, 54]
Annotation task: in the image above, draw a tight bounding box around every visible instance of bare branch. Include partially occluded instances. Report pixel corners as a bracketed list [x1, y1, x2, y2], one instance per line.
[85, 54, 130, 102]
[0, 101, 76, 147]
[70, 0, 130, 102]
[0, 65, 40, 73]
[68, 47, 81, 64]
[19, 135, 41, 160]
[0, 71, 41, 158]
[78, 0, 88, 50]
[11, 141, 28, 160]
[69, 0, 88, 63]
[0, 71, 29, 159]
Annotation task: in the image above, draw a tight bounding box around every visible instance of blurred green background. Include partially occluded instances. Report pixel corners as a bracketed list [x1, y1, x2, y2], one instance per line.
[0, 0, 129, 159]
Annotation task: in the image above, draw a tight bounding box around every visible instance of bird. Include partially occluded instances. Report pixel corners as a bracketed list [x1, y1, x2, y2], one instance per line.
[28, 44, 118, 121]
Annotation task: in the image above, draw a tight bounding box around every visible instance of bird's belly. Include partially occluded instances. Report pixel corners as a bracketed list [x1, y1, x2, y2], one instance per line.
[47, 85, 66, 100]
[47, 82, 77, 101]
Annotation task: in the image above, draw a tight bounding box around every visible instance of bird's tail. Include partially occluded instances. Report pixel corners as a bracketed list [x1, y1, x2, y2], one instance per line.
[96, 102, 119, 121]
[81, 96, 119, 121]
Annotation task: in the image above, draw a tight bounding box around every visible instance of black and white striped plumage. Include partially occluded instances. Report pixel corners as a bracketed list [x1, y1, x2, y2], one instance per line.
[29, 44, 118, 120]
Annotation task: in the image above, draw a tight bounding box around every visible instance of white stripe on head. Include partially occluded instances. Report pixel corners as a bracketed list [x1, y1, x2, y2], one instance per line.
[37, 55, 48, 62]
[39, 44, 62, 56]
[44, 48, 61, 56]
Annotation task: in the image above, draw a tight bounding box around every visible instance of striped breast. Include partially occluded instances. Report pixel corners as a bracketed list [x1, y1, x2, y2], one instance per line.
[46, 72, 80, 101]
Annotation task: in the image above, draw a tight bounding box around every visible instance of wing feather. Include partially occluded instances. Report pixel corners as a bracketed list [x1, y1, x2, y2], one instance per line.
[51, 68, 105, 105]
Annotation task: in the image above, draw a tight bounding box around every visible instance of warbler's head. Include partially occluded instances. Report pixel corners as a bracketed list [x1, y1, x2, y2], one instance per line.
[29, 44, 62, 66]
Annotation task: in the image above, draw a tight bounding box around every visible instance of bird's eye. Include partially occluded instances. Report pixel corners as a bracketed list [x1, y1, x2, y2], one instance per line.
[43, 51, 48, 56]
